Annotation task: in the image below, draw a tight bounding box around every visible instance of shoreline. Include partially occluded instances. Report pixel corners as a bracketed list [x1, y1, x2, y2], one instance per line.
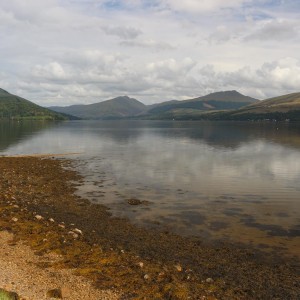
[0, 157, 299, 299]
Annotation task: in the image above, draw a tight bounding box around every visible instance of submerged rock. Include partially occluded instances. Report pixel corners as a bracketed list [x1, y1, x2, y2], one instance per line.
[127, 198, 142, 205]
[127, 198, 151, 206]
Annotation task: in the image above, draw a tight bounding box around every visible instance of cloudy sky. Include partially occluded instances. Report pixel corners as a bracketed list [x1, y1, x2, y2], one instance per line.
[0, 0, 300, 106]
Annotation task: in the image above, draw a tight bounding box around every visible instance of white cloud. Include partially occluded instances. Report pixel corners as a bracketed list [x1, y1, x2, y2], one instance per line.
[0, 0, 299, 105]
[147, 58, 196, 79]
[162, 0, 250, 13]
[32, 62, 67, 80]
[200, 57, 300, 98]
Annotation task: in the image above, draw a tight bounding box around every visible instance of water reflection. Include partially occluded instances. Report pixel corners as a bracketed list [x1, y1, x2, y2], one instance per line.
[1, 120, 300, 259]
[1, 120, 300, 152]
[0, 120, 56, 152]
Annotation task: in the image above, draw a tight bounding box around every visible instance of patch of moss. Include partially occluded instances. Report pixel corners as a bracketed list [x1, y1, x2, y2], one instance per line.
[0, 289, 19, 300]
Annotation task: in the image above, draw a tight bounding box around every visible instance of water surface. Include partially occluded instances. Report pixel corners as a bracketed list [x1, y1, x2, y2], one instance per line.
[1, 120, 300, 259]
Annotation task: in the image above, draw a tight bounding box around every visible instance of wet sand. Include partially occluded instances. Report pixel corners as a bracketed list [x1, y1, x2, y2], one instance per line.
[0, 157, 299, 299]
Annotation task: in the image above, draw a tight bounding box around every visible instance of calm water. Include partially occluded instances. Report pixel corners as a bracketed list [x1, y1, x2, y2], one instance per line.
[1, 120, 300, 259]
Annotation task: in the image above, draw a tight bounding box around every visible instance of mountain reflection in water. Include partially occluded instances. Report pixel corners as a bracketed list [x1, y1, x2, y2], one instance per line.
[1, 120, 300, 260]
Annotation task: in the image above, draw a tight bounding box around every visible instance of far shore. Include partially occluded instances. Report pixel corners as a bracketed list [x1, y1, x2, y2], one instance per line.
[0, 157, 299, 299]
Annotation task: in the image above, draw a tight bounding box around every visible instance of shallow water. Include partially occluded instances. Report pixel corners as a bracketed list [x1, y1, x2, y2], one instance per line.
[1, 120, 300, 259]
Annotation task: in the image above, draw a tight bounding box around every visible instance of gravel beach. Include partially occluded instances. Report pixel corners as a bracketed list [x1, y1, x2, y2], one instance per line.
[0, 157, 299, 299]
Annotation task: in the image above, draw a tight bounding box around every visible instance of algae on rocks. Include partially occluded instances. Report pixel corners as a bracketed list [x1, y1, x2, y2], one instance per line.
[0, 289, 19, 300]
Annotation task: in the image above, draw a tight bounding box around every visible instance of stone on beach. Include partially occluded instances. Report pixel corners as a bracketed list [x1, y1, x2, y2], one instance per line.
[35, 215, 43, 220]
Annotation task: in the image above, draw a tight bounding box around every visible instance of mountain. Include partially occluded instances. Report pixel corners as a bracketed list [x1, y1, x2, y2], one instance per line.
[0, 88, 66, 120]
[223, 92, 300, 121]
[50, 96, 147, 119]
[49, 91, 257, 120]
[146, 90, 258, 116]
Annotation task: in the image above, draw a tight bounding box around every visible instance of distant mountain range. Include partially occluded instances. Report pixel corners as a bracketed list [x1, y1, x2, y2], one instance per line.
[1, 88, 300, 121]
[49, 90, 258, 120]
[0, 88, 67, 120]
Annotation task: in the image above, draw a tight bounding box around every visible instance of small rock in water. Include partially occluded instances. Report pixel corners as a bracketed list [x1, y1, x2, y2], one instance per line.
[206, 278, 214, 283]
[144, 274, 150, 280]
[11, 217, 18, 222]
[127, 198, 142, 205]
[35, 215, 43, 220]
[49, 218, 55, 223]
[58, 224, 65, 229]
[46, 288, 63, 298]
[138, 262, 144, 268]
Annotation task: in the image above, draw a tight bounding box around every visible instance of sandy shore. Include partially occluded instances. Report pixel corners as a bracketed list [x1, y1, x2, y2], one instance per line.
[0, 157, 299, 299]
[0, 231, 118, 300]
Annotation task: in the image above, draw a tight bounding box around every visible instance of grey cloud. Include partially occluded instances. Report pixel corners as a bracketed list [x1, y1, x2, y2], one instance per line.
[120, 39, 176, 50]
[102, 25, 142, 40]
[207, 25, 233, 44]
[245, 20, 299, 41]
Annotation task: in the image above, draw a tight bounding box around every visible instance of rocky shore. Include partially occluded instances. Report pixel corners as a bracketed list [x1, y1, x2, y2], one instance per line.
[0, 157, 299, 299]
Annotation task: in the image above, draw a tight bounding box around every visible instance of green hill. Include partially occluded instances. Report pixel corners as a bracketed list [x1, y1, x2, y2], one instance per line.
[146, 90, 258, 116]
[50, 96, 147, 119]
[0, 88, 66, 120]
[223, 92, 300, 121]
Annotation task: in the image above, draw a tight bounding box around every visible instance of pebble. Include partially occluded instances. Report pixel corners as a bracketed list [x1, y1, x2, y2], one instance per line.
[35, 215, 43, 221]
[143, 274, 150, 280]
[11, 217, 18, 222]
[138, 262, 144, 268]
[175, 264, 183, 272]
[73, 228, 82, 235]
[49, 218, 55, 223]
[68, 231, 79, 239]
[206, 278, 214, 283]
